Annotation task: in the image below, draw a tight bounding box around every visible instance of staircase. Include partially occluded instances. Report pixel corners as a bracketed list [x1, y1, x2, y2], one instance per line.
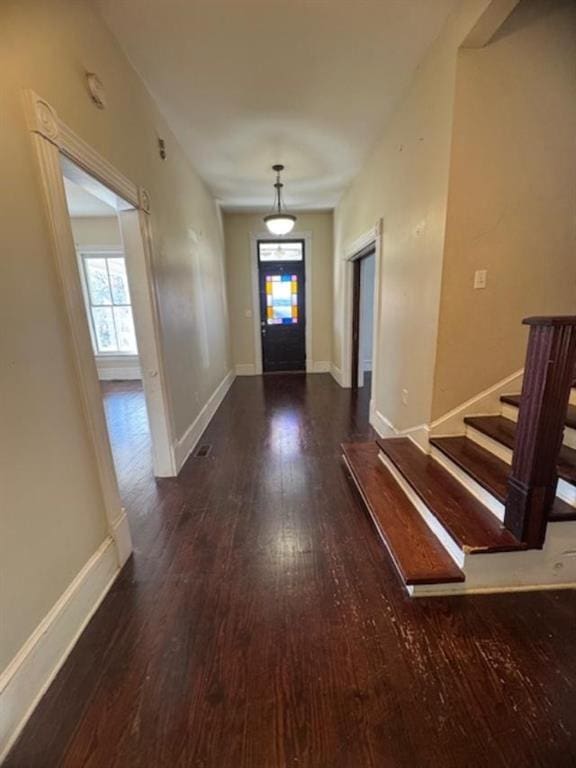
[343, 316, 576, 596]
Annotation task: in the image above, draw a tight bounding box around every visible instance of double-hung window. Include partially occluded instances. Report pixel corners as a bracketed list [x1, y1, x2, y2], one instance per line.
[79, 252, 138, 355]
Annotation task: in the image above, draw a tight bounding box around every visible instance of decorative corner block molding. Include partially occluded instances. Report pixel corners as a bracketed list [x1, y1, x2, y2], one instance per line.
[139, 187, 151, 214]
[23, 90, 60, 144]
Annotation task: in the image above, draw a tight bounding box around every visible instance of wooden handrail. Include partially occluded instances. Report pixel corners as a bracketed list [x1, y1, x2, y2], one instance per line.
[504, 316, 576, 547]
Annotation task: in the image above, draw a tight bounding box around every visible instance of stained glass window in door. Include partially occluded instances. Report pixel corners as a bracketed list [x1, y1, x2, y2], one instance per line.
[265, 274, 298, 325]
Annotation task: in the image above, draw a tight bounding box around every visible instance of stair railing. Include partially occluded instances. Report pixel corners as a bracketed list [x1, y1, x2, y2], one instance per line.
[504, 316, 576, 547]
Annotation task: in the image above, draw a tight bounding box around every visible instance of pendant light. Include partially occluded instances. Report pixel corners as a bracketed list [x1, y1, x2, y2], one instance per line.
[263, 164, 297, 236]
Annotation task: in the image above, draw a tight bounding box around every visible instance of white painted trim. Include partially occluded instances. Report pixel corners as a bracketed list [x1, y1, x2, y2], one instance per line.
[111, 511, 132, 567]
[174, 370, 235, 471]
[370, 409, 430, 453]
[339, 220, 383, 390]
[235, 363, 258, 376]
[411, 522, 576, 597]
[310, 361, 331, 374]
[0, 538, 120, 762]
[22, 90, 133, 566]
[24, 89, 176, 483]
[430, 369, 524, 436]
[118, 209, 177, 477]
[430, 446, 505, 521]
[249, 232, 312, 374]
[96, 355, 142, 381]
[330, 363, 344, 387]
[379, 452, 465, 568]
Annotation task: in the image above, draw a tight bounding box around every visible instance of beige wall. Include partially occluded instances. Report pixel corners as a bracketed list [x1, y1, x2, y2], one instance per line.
[334, 0, 492, 432]
[0, 0, 230, 675]
[432, 0, 576, 418]
[70, 216, 122, 248]
[224, 212, 333, 370]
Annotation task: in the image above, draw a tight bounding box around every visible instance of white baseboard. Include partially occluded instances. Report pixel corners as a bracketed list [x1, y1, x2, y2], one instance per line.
[309, 360, 331, 374]
[174, 370, 235, 471]
[430, 369, 523, 436]
[0, 538, 120, 763]
[111, 510, 132, 567]
[235, 363, 257, 376]
[330, 363, 344, 387]
[370, 409, 430, 453]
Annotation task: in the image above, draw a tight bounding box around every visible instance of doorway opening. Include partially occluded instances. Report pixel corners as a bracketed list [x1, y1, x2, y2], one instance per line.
[257, 240, 306, 372]
[351, 244, 376, 396]
[60, 156, 174, 483]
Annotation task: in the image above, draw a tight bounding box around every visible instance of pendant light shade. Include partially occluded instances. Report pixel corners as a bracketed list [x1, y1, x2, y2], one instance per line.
[264, 165, 296, 235]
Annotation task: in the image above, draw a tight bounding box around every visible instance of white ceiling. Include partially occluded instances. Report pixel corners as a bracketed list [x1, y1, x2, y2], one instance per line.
[96, 0, 459, 210]
[63, 176, 117, 217]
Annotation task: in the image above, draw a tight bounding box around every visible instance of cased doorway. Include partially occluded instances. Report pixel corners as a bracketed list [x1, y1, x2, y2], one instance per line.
[257, 240, 306, 372]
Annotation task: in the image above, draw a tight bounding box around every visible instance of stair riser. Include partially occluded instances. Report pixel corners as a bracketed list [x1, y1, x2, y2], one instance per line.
[501, 403, 576, 451]
[378, 452, 465, 568]
[430, 446, 505, 522]
[410, 520, 576, 596]
[466, 425, 576, 507]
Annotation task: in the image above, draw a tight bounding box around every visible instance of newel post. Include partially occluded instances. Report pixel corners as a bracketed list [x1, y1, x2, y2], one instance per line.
[504, 316, 576, 547]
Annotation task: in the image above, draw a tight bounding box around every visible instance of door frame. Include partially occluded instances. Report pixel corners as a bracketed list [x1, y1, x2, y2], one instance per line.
[340, 220, 383, 410]
[250, 231, 313, 374]
[22, 90, 177, 565]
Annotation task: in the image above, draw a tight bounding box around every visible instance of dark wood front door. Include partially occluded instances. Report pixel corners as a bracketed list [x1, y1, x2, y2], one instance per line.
[258, 240, 306, 373]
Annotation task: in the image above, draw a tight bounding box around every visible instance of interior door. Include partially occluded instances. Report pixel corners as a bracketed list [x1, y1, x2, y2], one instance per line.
[258, 240, 306, 372]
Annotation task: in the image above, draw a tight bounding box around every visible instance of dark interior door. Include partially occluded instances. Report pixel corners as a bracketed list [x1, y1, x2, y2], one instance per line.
[258, 244, 306, 372]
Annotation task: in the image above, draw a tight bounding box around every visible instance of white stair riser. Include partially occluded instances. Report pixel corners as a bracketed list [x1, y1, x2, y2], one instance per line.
[501, 402, 576, 451]
[410, 520, 576, 597]
[378, 452, 465, 568]
[430, 446, 505, 522]
[466, 425, 576, 507]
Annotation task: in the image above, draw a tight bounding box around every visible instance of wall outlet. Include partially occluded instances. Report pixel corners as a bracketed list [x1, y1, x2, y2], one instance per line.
[244, 309, 253, 318]
[401, 388, 408, 406]
[473, 269, 487, 289]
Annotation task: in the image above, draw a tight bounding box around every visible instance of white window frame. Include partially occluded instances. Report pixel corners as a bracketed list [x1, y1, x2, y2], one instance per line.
[77, 247, 138, 358]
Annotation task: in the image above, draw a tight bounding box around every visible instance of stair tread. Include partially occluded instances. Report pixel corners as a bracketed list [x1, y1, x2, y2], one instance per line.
[377, 437, 524, 554]
[342, 442, 464, 584]
[431, 435, 574, 520]
[465, 415, 576, 487]
[431, 436, 508, 503]
[501, 394, 576, 431]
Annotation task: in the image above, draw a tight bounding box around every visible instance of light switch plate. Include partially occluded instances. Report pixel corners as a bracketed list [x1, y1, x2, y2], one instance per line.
[474, 269, 487, 289]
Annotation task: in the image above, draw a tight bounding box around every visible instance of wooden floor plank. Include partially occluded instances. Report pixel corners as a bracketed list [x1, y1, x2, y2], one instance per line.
[5, 377, 576, 768]
[378, 437, 524, 554]
[343, 442, 464, 585]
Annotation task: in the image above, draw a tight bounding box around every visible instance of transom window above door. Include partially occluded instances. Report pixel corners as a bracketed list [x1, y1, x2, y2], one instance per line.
[79, 252, 138, 355]
[258, 241, 303, 262]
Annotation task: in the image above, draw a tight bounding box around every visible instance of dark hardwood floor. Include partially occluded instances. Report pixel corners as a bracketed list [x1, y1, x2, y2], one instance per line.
[6, 375, 576, 767]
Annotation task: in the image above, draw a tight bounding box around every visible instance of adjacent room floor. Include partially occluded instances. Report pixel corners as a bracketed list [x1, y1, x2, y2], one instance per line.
[6, 375, 576, 767]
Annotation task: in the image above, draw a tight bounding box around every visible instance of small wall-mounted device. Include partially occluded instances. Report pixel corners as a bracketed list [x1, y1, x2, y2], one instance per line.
[473, 269, 487, 289]
[158, 137, 166, 160]
[86, 72, 106, 110]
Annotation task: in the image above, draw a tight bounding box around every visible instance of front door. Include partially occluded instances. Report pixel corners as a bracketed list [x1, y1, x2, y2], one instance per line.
[258, 240, 306, 372]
